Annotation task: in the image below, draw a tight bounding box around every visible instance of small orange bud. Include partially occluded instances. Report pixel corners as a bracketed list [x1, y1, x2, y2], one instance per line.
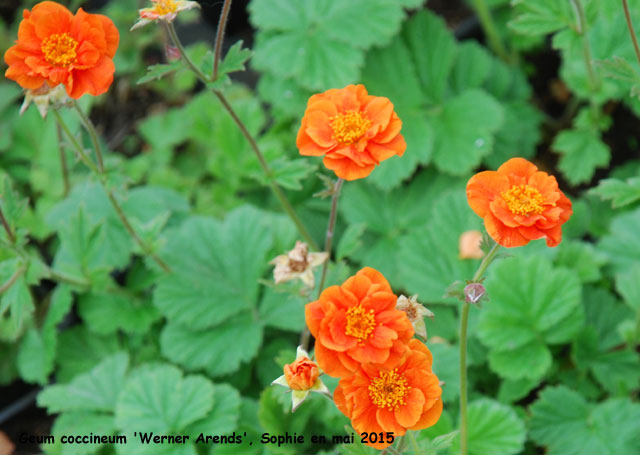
[284, 357, 319, 391]
[459, 230, 484, 259]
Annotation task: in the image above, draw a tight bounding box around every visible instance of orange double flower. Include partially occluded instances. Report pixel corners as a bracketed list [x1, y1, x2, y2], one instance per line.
[306, 268, 442, 449]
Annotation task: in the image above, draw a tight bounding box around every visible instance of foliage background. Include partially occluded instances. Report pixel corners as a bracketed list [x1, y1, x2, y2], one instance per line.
[0, 0, 639, 454]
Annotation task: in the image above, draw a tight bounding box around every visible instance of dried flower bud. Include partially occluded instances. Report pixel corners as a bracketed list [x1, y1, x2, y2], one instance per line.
[459, 230, 484, 260]
[464, 283, 486, 305]
[270, 241, 328, 288]
[396, 294, 434, 340]
[272, 346, 330, 412]
[165, 44, 181, 61]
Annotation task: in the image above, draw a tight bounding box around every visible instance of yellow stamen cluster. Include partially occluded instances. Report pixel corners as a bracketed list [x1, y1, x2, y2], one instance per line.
[345, 305, 376, 343]
[41, 33, 78, 67]
[502, 184, 545, 216]
[152, 0, 178, 15]
[368, 369, 410, 411]
[331, 111, 371, 145]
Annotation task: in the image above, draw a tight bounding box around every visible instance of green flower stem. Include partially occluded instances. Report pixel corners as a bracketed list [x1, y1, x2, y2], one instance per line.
[300, 178, 344, 351]
[54, 110, 172, 273]
[468, 0, 510, 62]
[570, 0, 600, 91]
[0, 265, 26, 295]
[46, 267, 90, 288]
[56, 124, 71, 197]
[72, 100, 104, 172]
[459, 241, 501, 455]
[166, 20, 319, 251]
[408, 431, 419, 453]
[0, 206, 15, 244]
[52, 110, 100, 175]
[622, 0, 640, 66]
[213, 0, 233, 79]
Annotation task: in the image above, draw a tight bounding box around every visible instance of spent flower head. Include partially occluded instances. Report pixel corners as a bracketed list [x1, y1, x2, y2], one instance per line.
[270, 241, 328, 289]
[271, 346, 330, 412]
[396, 294, 434, 340]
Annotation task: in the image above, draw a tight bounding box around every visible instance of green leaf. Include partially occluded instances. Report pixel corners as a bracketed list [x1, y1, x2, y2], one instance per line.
[591, 177, 640, 208]
[269, 158, 318, 191]
[0, 259, 33, 341]
[429, 343, 460, 402]
[216, 41, 253, 77]
[17, 286, 72, 384]
[597, 57, 640, 84]
[478, 256, 582, 380]
[249, 0, 408, 91]
[154, 206, 272, 330]
[553, 241, 607, 283]
[572, 327, 640, 395]
[48, 412, 116, 455]
[55, 327, 122, 383]
[398, 191, 482, 303]
[530, 386, 640, 455]
[78, 291, 160, 335]
[39, 352, 129, 413]
[336, 223, 367, 261]
[186, 383, 241, 437]
[583, 287, 633, 350]
[553, 129, 610, 185]
[160, 313, 263, 377]
[497, 377, 539, 404]
[599, 207, 640, 272]
[137, 61, 185, 84]
[258, 287, 306, 332]
[432, 89, 504, 175]
[615, 263, 640, 312]
[115, 363, 214, 433]
[0, 174, 28, 241]
[452, 399, 525, 455]
[509, 0, 574, 36]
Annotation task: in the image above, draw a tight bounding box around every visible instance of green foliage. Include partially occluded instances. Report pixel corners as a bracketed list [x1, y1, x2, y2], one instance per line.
[530, 386, 640, 455]
[478, 256, 582, 381]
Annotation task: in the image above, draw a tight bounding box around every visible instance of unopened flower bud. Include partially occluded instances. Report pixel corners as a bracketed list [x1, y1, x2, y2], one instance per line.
[272, 346, 330, 412]
[464, 283, 486, 304]
[459, 230, 484, 259]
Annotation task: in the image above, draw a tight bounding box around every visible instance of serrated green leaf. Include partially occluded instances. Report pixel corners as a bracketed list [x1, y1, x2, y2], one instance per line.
[336, 223, 367, 261]
[137, 61, 185, 84]
[56, 327, 122, 383]
[599, 207, 640, 272]
[452, 399, 525, 455]
[269, 158, 317, 190]
[258, 287, 306, 332]
[478, 256, 582, 380]
[39, 352, 129, 413]
[597, 57, 640, 84]
[554, 241, 607, 283]
[160, 313, 263, 377]
[154, 206, 272, 330]
[78, 291, 160, 335]
[553, 129, 610, 185]
[432, 89, 504, 175]
[615, 263, 640, 312]
[116, 363, 214, 433]
[186, 383, 241, 438]
[509, 0, 574, 36]
[429, 342, 460, 402]
[217, 41, 252, 77]
[530, 386, 640, 455]
[398, 191, 482, 303]
[591, 177, 640, 208]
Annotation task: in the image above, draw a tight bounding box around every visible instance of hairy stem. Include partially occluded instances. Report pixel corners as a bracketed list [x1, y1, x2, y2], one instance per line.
[167, 17, 319, 250]
[0, 206, 15, 244]
[56, 124, 70, 196]
[622, 0, 640, 66]
[469, 0, 510, 62]
[53, 110, 100, 175]
[570, 0, 600, 91]
[300, 178, 344, 351]
[213, 0, 233, 79]
[55, 110, 172, 273]
[459, 242, 500, 455]
[0, 266, 26, 295]
[72, 100, 104, 172]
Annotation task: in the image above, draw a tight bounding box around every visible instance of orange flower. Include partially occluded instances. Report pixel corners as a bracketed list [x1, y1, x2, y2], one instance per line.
[334, 339, 443, 449]
[4, 1, 119, 99]
[296, 84, 406, 181]
[305, 267, 414, 377]
[466, 158, 572, 248]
